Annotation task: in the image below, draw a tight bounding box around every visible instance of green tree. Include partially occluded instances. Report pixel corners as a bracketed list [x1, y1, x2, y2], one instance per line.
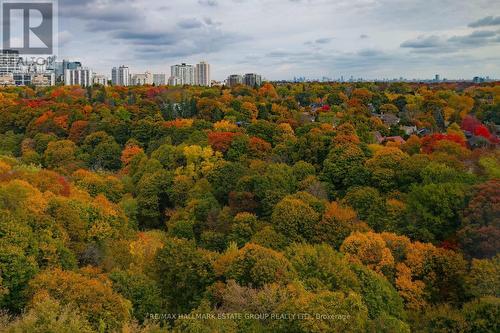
[153, 238, 214, 314]
[465, 256, 500, 298]
[136, 169, 173, 229]
[1, 293, 94, 333]
[109, 270, 164, 323]
[462, 297, 500, 333]
[44, 140, 78, 171]
[405, 183, 468, 242]
[271, 196, 320, 243]
[222, 243, 295, 288]
[285, 243, 360, 292]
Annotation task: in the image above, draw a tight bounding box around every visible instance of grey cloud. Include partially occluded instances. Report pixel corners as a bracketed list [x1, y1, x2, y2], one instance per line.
[315, 37, 332, 44]
[401, 28, 500, 54]
[123, 25, 248, 60]
[448, 30, 499, 45]
[304, 37, 333, 46]
[61, 0, 140, 20]
[468, 30, 497, 38]
[177, 18, 204, 29]
[401, 35, 445, 49]
[266, 50, 309, 58]
[85, 20, 131, 32]
[112, 31, 178, 45]
[357, 49, 384, 57]
[198, 0, 218, 6]
[134, 34, 243, 59]
[469, 16, 500, 28]
[203, 17, 222, 27]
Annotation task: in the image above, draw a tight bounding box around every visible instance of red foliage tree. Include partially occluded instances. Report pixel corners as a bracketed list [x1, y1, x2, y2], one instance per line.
[249, 137, 272, 157]
[34, 111, 54, 127]
[57, 176, 71, 197]
[461, 115, 481, 133]
[68, 120, 90, 144]
[121, 144, 144, 169]
[474, 125, 492, 140]
[421, 133, 467, 154]
[208, 132, 237, 153]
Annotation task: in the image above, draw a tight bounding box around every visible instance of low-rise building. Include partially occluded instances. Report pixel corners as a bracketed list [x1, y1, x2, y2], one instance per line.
[373, 113, 401, 127]
[402, 125, 418, 136]
[0, 73, 14, 85]
[17, 72, 53, 86]
[31, 73, 56, 87]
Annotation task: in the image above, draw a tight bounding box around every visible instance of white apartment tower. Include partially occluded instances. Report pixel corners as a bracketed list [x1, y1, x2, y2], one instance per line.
[195, 61, 211, 86]
[170, 63, 195, 85]
[64, 68, 92, 87]
[112, 66, 130, 86]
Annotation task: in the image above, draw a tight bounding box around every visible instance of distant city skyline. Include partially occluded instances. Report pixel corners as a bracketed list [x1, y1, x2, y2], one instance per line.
[56, 0, 500, 81]
[2, 48, 497, 88]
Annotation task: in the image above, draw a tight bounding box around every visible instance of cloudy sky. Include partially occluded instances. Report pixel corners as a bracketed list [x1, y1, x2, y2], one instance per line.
[57, 0, 500, 80]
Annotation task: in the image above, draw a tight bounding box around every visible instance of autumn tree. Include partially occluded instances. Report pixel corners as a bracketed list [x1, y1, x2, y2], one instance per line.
[271, 196, 320, 243]
[322, 124, 369, 194]
[458, 179, 500, 259]
[314, 202, 369, 248]
[216, 243, 295, 288]
[44, 140, 79, 172]
[27, 268, 132, 331]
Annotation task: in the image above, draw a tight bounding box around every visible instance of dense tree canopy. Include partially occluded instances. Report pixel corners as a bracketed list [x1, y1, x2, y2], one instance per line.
[0, 81, 499, 332]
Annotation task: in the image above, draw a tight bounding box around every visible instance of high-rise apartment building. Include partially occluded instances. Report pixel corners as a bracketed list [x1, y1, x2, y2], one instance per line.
[243, 73, 262, 87]
[0, 50, 21, 74]
[153, 73, 166, 86]
[227, 74, 243, 87]
[64, 68, 92, 87]
[195, 61, 211, 86]
[112, 66, 130, 86]
[170, 63, 195, 85]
